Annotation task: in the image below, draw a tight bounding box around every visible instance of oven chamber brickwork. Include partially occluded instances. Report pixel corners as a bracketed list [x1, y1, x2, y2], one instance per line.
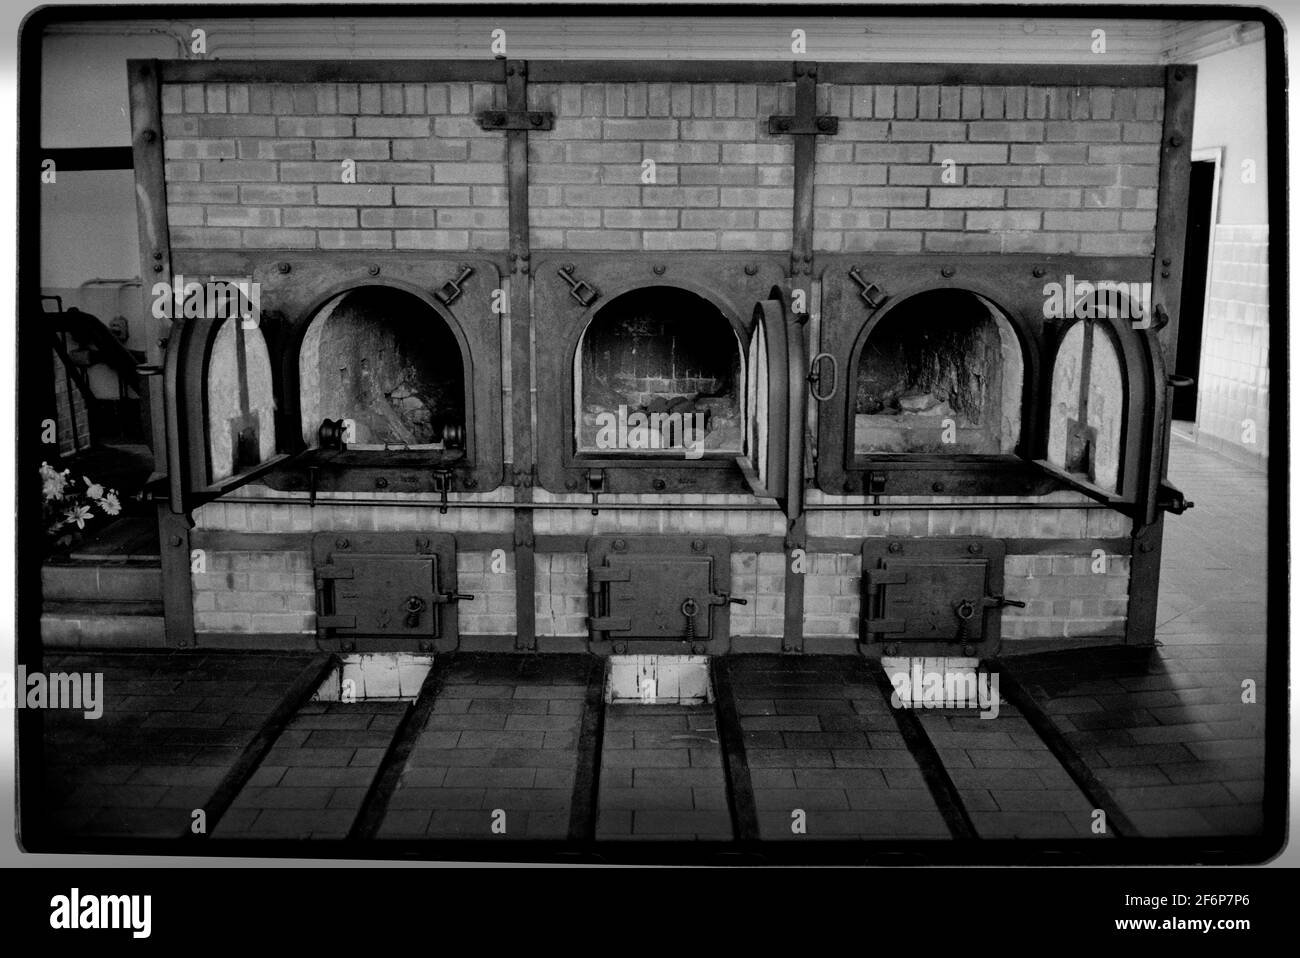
[159, 72, 1168, 651]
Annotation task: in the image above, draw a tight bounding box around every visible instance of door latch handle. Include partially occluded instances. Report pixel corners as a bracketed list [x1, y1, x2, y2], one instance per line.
[984, 595, 1026, 609]
[404, 595, 426, 628]
[808, 352, 838, 402]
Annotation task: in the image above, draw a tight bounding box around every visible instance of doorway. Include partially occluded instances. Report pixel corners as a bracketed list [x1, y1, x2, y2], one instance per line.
[1173, 153, 1220, 425]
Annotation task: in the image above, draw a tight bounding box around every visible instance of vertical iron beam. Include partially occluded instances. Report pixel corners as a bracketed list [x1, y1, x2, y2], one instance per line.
[158, 502, 197, 647]
[127, 60, 177, 506]
[506, 60, 537, 651]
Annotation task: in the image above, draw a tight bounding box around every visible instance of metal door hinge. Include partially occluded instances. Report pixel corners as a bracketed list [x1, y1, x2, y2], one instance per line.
[476, 109, 555, 131]
[767, 115, 839, 135]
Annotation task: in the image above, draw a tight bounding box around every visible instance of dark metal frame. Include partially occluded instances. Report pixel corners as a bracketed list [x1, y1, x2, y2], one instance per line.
[531, 252, 792, 498]
[815, 254, 1160, 506]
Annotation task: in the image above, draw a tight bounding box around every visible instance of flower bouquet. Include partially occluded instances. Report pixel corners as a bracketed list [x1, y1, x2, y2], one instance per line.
[41, 461, 122, 549]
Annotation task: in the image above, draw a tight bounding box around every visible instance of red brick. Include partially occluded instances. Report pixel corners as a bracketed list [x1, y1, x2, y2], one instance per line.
[966, 165, 1041, 186]
[316, 184, 393, 205]
[239, 184, 315, 205]
[887, 120, 965, 141]
[928, 187, 1004, 208]
[393, 185, 472, 206]
[1006, 186, 1081, 208]
[966, 210, 1042, 231]
[916, 86, 940, 119]
[165, 139, 237, 160]
[1043, 210, 1121, 231]
[923, 231, 1002, 252]
[1046, 121, 1121, 142]
[201, 161, 277, 182]
[888, 209, 963, 230]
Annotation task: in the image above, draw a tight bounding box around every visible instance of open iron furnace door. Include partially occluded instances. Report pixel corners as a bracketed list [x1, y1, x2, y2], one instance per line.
[737, 287, 807, 519]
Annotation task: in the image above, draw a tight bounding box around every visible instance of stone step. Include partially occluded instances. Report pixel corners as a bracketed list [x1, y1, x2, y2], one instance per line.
[42, 561, 163, 603]
[40, 602, 167, 649]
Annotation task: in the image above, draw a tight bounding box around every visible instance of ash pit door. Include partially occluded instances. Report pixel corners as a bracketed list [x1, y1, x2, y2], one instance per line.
[586, 536, 734, 654]
[861, 538, 1009, 657]
[313, 532, 462, 652]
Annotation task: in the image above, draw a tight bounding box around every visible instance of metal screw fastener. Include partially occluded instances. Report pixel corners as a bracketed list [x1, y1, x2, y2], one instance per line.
[1162, 257, 1172, 266]
[153, 251, 163, 261]
[278, 262, 291, 274]
[774, 118, 790, 132]
[888, 542, 902, 554]
[368, 264, 380, 275]
[1032, 266, 1046, 278]
[692, 539, 706, 552]
[963, 645, 976, 657]
[614, 642, 627, 654]
[886, 644, 899, 656]
[817, 117, 834, 132]
[652, 478, 667, 491]
[375, 477, 388, 489]
[941, 266, 956, 278]
[336, 537, 350, 549]
[653, 264, 666, 275]
[744, 263, 758, 276]
[932, 481, 945, 493]
[153, 264, 164, 272]
[968, 543, 982, 554]
[613, 538, 627, 551]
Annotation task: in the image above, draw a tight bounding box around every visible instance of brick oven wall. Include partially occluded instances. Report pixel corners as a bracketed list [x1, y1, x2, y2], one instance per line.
[160, 69, 1167, 652]
[803, 491, 1134, 642]
[526, 82, 795, 251]
[813, 84, 1163, 254]
[161, 82, 508, 250]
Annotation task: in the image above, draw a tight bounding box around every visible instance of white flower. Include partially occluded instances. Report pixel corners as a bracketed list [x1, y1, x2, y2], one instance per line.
[84, 477, 105, 500]
[65, 505, 93, 529]
[40, 462, 69, 500]
[100, 492, 122, 516]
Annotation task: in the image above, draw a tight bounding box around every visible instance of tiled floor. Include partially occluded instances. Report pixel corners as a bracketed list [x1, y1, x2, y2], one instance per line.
[596, 704, 732, 841]
[375, 654, 590, 841]
[30, 438, 1271, 853]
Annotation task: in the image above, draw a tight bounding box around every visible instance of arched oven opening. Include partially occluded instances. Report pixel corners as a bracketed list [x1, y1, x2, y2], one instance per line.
[299, 285, 467, 456]
[853, 289, 1024, 457]
[574, 286, 744, 460]
[1047, 319, 1128, 496]
[206, 318, 277, 482]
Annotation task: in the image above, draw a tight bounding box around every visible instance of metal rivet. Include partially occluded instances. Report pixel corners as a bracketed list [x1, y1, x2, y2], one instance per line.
[278, 262, 291, 274]
[817, 117, 833, 132]
[1161, 270, 1171, 278]
[336, 537, 350, 549]
[692, 539, 706, 552]
[1032, 266, 1046, 278]
[1140, 541, 1154, 553]
[368, 264, 380, 275]
[652, 264, 666, 275]
[153, 251, 163, 261]
[1169, 134, 1184, 147]
[933, 482, 945, 492]
[614, 642, 627, 654]
[153, 264, 164, 273]
[613, 538, 626, 551]
[531, 114, 543, 127]
[885, 644, 899, 656]
[692, 644, 706, 655]
[968, 543, 982, 554]
[744, 263, 758, 276]
[463, 477, 478, 489]
[888, 542, 902, 554]
[169, 535, 183, 547]
[375, 477, 388, 489]
[963, 645, 976, 657]
[565, 479, 578, 490]
[652, 478, 666, 490]
[941, 266, 955, 278]
[1162, 257, 1172, 266]
[143, 130, 156, 143]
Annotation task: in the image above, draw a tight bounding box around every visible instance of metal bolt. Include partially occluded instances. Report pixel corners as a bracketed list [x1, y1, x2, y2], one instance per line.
[885, 644, 899, 656]
[614, 642, 627, 654]
[566, 479, 578, 490]
[1169, 134, 1184, 147]
[169, 535, 182, 547]
[336, 537, 350, 549]
[932, 482, 945, 493]
[613, 538, 626, 551]
[153, 264, 164, 273]
[1032, 266, 1046, 278]
[691, 539, 706, 552]
[368, 264, 380, 275]
[692, 644, 706, 655]
[888, 542, 902, 554]
[744, 263, 758, 276]
[1162, 257, 1172, 266]
[531, 114, 544, 127]
[278, 262, 291, 274]
[652, 478, 666, 491]
[941, 266, 956, 278]
[1140, 541, 1154, 553]
[652, 264, 666, 275]
[1161, 270, 1171, 278]
[817, 117, 833, 132]
[143, 129, 156, 143]
[968, 543, 982, 554]
[963, 645, 976, 657]
[153, 251, 163, 261]
[375, 477, 388, 489]
[463, 477, 478, 489]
